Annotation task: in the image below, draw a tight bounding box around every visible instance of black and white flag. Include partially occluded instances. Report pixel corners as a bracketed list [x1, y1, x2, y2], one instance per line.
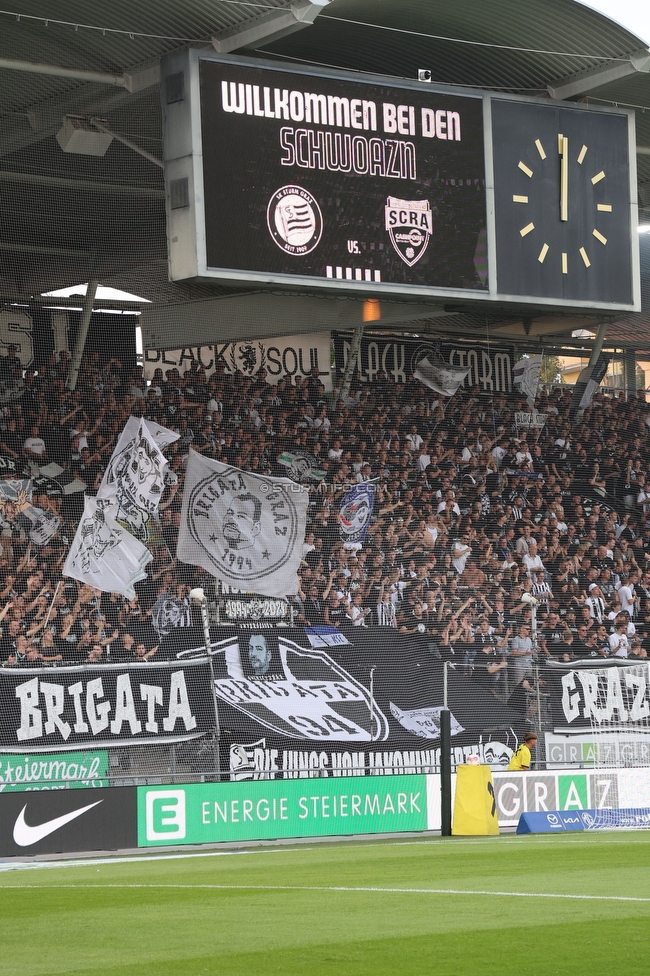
[413, 356, 470, 397]
[513, 354, 542, 408]
[151, 593, 193, 637]
[97, 418, 175, 545]
[63, 495, 152, 598]
[0, 478, 61, 547]
[569, 353, 610, 422]
[177, 451, 308, 598]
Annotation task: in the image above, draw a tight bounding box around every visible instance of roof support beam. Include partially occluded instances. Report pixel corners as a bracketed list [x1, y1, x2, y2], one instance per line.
[0, 169, 163, 196]
[0, 84, 155, 160]
[0, 56, 160, 92]
[90, 118, 164, 170]
[548, 48, 650, 99]
[212, 0, 331, 54]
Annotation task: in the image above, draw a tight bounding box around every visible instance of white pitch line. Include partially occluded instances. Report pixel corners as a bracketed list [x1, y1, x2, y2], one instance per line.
[3, 883, 650, 903]
[0, 847, 311, 873]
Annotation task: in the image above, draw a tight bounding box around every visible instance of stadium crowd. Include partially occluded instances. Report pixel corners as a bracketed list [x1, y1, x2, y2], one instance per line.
[2, 346, 650, 701]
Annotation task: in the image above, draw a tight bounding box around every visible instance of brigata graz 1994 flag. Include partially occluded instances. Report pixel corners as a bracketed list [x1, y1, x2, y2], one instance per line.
[177, 451, 308, 597]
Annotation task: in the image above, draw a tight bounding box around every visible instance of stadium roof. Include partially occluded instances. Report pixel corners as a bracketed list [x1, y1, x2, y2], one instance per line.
[1, 0, 650, 344]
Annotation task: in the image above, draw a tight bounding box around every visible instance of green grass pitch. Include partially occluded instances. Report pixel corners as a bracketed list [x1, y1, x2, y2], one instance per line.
[2, 832, 650, 975]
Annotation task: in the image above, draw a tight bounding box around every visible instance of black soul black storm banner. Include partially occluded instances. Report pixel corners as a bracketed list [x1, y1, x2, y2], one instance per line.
[333, 333, 515, 392]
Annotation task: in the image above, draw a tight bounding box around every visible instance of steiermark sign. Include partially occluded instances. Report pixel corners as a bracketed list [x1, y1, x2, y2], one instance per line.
[0, 750, 109, 792]
[138, 775, 428, 846]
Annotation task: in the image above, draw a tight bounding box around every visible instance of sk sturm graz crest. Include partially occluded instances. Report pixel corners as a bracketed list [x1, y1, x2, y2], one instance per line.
[385, 196, 433, 267]
[230, 738, 269, 780]
[267, 185, 323, 256]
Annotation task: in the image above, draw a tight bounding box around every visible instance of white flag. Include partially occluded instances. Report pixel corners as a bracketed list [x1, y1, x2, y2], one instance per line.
[111, 416, 180, 452]
[513, 355, 542, 408]
[98, 418, 172, 544]
[413, 356, 470, 396]
[177, 451, 308, 598]
[63, 495, 152, 599]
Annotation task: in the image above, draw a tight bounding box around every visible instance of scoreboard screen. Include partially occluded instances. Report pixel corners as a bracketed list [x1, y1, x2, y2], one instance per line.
[161, 51, 639, 311]
[199, 60, 486, 292]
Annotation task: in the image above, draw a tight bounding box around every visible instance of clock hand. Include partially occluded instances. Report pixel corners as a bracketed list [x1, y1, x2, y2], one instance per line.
[558, 133, 569, 221]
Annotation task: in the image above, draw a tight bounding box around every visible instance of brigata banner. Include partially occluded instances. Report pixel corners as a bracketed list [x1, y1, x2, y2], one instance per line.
[333, 333, 514, 392]
[167, 626, 526, 778]
[0, 749, 108, 792]
[138, 774, 429, 847]
[0, 660, 214, 753]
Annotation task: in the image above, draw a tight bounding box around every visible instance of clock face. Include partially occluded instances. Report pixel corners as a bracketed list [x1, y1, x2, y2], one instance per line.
[492, 100, 633, 306]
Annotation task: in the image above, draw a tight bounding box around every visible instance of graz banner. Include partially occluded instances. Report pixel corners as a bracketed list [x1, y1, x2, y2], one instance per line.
[333, 333, 514, 392]
[548, 662, 650, 736]
[168, 626, 526, 777]
[144, 332, 332, 391]
[0, 660, 214, 753]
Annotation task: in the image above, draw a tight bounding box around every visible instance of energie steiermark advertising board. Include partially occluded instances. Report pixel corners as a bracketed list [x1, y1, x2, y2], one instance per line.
[136, 767, 643, 847]
[138, 775, 429, 846]
[162, 50, 638, 310]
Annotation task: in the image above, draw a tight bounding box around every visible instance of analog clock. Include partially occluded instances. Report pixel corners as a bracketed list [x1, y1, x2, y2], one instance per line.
[492, 100, 634, 306]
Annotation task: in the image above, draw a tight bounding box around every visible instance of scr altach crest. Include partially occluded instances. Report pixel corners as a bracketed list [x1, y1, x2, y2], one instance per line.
[385, 196, 432, 267]
[267, 185, 323, 256]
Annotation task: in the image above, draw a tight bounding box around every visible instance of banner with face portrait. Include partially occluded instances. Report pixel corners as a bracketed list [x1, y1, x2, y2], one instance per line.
[167, 626, 526, 778]
[63, 495, 152, 599]
[177, 452, 308, 598]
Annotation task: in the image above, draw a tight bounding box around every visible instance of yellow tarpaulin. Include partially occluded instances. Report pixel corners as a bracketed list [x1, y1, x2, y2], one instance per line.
[452, 765, 500, 836]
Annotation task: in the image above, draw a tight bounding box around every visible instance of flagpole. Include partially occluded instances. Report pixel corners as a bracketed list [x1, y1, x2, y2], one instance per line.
[190, 587, 221, 781]
[42, 580, 61, 633]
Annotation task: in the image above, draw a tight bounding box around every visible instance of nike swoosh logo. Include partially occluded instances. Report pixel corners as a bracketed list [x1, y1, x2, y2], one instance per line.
[13, 800, 103, 847]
